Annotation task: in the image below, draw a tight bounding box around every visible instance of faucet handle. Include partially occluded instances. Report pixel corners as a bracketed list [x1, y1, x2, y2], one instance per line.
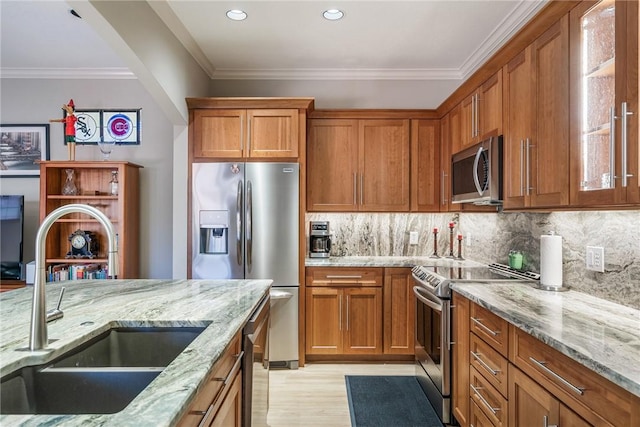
[46, 287, 65, 323]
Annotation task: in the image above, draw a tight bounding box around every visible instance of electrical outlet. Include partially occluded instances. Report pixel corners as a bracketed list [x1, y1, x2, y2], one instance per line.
[586, 246, 605, 272]
[466, 233, 472, 247]
[409, 231, 419, 245]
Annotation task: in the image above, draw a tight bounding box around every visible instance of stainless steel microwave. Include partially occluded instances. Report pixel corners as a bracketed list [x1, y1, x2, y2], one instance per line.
[451, 135, 503, 205]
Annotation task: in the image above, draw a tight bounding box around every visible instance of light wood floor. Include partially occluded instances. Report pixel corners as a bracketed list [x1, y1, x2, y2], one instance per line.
[267, 363, 416, 427]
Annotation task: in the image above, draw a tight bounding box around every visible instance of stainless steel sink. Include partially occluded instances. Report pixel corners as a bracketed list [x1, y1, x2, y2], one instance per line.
[0, 326, 206, 414]
[1, 365, 162, 414]
[49, 326, 206, 368]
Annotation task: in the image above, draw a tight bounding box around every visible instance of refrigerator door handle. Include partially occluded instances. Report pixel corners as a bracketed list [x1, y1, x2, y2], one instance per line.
[246, 180, 253, 271]
[236, 180, 244, 267]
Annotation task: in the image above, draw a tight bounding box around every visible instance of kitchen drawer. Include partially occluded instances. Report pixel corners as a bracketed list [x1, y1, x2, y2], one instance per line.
[470, 400, 497, 427]
[306, 267, 383, 287]
[179, 333, 242, 427]
[509, 325, 636, 427]
[470, 332, 508, 398]
[470, 366, 508, 427]
[469, 302, 508, 357]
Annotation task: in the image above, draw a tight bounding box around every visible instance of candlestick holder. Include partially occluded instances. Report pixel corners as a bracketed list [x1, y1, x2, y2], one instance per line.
[430, 228, 440, 258]
[446, 224, 455, 259]
[456, 235, 464, 260]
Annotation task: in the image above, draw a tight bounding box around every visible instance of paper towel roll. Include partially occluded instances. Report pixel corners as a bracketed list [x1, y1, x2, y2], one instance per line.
[540, 233, 563, 288]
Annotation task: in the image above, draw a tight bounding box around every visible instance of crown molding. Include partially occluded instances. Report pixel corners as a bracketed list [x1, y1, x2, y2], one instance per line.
[0, 67, 135, 79]
[211, 68, 464, 81]
[459, 0, 548, 80]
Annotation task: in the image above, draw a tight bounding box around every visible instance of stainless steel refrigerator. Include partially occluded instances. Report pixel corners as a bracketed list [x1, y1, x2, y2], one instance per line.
[192, 162, 300, 365]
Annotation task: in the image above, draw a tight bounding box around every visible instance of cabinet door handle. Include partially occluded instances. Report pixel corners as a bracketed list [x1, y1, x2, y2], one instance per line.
[470, 384, 500, 415]
[609, 106, 616, 189]
[441, 170, 448, 205]
[240, 115, 244, 154]
[471, 94, 476, 139]
[195, 403, 216, 427]
[543, 415, 558, 427]
[470, 350, 500, 376]
[339, 294, 343, 331]
[470, 317, 500, 336]
[529, 357, 585, 395]
[474, 92, 480, 137]
[520, 139, 525, 196]
[525, 138, 534, 194]
[353, 173, 357, 205]
[346, 295, 350, 331]
[360, 173, 364, 206]
[621, 102, 634, 187]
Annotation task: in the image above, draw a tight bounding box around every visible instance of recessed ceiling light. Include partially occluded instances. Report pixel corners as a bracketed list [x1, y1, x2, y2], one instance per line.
[323, 9, 344, 21]
[226, 9, 247, 21]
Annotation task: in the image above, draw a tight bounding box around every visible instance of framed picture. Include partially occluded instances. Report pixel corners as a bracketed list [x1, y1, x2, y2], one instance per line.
[73, 110, 101, 144]
[0, 124, 50, 177]
[102, 109, 141, 145]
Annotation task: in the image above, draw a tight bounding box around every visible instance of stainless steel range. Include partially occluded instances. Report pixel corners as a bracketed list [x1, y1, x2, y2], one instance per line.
[411, 263, 538, 425]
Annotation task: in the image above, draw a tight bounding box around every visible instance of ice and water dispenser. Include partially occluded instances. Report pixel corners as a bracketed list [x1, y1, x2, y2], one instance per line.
[199, 210, 229, 254]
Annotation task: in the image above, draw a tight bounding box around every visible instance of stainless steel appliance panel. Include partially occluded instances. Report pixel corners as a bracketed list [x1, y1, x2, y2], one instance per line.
[192, 163, 244, 280]
[243, 295, 270, 427]
[269, 287, 299, 368]
[245, 163, 299, 286]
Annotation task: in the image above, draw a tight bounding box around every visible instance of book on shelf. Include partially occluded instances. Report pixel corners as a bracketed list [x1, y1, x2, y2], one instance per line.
[46, 263, 108, 282]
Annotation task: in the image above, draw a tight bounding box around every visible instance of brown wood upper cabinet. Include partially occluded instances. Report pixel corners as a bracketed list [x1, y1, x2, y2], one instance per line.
[307, 119, 410, 212]
[457, 70, 503, 150]
[569, 0, 639, 207]
[191, 109, 299, 159]
[410, 120, 441, 212]
[503, 15, 570, 210]
[187, 97, 313, 161]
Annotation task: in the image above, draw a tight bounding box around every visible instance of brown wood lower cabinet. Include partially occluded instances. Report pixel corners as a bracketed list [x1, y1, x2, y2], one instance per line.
[305, 267, 414, 359]
[306, 270, 382, 355]
[453, 294, 640, 427]
[179, 333, 242, 427]
[383, 267, 415, 355]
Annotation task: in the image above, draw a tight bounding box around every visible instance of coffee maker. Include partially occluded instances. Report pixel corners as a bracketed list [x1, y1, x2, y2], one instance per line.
[309, 221, 331, 258]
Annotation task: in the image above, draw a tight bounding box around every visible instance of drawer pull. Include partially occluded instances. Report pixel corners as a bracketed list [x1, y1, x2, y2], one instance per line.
[195, 403, 215, 427]
[326, 275, 363, 279]
[470, 384, 500, 415]
[471, 317, 500, 336]
[214, 351, 244, 385]
[529, 357, 585, 396]
[470, 350, 500, 376]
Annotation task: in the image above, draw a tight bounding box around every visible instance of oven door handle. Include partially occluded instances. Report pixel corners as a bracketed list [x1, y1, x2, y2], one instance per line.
[413, 286, 443, 312]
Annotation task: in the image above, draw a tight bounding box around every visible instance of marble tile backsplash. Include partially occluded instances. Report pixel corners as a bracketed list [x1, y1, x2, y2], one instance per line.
[306, 210, 640, 310]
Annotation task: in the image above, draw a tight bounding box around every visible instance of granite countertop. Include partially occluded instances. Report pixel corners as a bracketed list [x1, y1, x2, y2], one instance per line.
[0, 279, 271, 426]
[305, 255, 486, 268]
[452, 282, 640, 398]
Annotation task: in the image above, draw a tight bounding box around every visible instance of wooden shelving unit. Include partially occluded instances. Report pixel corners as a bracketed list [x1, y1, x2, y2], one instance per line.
[39, 161, 142, 280]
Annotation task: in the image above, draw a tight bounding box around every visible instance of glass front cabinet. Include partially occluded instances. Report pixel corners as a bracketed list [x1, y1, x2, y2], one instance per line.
[569, 0, 639, 206]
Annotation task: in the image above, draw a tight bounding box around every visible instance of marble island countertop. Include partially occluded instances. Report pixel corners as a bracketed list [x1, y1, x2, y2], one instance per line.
[305, 255, 486, 268]
[0, 278, 271, 426]
[452, 282, 640, 398]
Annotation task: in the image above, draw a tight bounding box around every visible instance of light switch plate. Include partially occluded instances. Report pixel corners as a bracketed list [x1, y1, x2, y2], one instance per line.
[586, 246, 605, 272]
[409, 231, 419, 245]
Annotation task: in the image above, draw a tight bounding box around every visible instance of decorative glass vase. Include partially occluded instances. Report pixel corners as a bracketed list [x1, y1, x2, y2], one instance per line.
[62, 168, 78, 195]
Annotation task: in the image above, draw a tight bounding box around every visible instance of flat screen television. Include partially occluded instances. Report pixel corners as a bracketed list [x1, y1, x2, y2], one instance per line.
[1, 195, 24, 280]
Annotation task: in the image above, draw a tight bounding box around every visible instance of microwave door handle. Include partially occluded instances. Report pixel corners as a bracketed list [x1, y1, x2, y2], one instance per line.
[473, 146, 484, 196]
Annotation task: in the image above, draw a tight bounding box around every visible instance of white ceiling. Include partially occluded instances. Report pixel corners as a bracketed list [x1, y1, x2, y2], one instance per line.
[0, 0, 546, 88]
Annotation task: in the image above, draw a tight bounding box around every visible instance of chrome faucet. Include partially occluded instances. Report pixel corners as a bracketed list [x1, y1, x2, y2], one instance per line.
[30, 203, 118, 351]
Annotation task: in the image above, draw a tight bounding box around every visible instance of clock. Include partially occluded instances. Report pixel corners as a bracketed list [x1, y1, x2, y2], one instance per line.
[67, 230, 98, 259]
